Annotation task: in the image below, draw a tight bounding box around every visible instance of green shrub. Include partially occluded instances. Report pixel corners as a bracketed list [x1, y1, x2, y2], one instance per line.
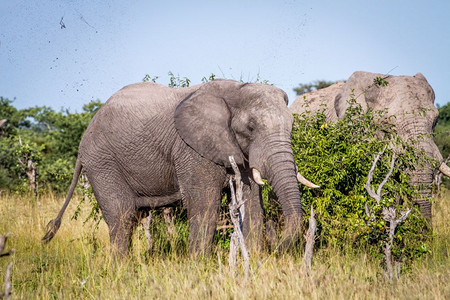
[287, 98, 432, 262]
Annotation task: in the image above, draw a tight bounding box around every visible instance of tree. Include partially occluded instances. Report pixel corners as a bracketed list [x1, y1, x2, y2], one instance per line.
[0, 99, 103, 192]
[293, 80, 337, 96]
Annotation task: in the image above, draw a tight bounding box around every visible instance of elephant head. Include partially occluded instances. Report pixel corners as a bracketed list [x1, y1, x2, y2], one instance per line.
[175, 80, 317, 246]
[334, 71, 450, 220]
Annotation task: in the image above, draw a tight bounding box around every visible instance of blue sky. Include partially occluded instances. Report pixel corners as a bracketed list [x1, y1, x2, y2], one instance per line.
[1, 0, 449, 112]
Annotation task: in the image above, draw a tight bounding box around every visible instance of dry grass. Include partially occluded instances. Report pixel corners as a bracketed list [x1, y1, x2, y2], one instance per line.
[0, 190, 449, 299]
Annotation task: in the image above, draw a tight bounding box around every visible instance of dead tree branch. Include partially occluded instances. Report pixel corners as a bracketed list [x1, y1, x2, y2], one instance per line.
[228, 155, 250, 279]
[365, 151, 411, 280]
[1, 263, 13, 300]
[304, 206, 317, 275]
[162, 207, 175, 235]
[1, 233, 14, 300]
[141, 212, 153, 253]
[382, 207, 411, 280]
[365, 148, 395, 220]
[18, 137, 38, 197]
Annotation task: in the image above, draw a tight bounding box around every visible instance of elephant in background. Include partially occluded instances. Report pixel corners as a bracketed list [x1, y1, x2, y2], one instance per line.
[43, 79, 318, 257]
[290, 71, 450, 221]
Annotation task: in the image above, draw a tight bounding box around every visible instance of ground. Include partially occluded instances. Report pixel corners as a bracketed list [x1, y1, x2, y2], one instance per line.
[0, 189, 449, 299]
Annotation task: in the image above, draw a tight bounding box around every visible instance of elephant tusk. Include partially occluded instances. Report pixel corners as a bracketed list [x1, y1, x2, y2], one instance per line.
[439, 162, 450, 177]
[297, 172, 320, 189]
[252, 168, 265, 186]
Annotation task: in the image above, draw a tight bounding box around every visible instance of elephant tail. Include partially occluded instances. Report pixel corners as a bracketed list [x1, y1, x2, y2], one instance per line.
[42, 158, 83, 243]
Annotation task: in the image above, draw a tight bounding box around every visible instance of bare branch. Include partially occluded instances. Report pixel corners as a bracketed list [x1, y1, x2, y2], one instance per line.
[141, 213, 152, 253]
[304, 206, 317, 275]
[381, 206, 412, 280]
[3, 262, 13, 300]
[364, 147, 410, 280]
[228, 155, 250, 279]
[396, 209, 412, 225]
[365, 151, 383, 203]
[365, 147, 395, 206]
[376, 153, 396, 196]
[1, 234, 14, 300]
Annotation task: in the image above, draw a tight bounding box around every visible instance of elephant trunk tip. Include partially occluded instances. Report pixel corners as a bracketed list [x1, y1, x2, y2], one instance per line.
[41, 218, 62, 244]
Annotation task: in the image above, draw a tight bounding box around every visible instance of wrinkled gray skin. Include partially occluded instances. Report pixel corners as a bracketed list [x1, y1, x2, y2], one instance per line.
[291, 71, 450, 221]
[44, 80, 304, 257]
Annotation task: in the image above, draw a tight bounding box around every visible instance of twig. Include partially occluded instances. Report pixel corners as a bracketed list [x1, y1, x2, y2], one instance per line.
[382, 207, 411, 280]
[365, 151, 411, 280]
[141, 212, 152, 253]
[365, 148, 395, 219]
[162, 207, 175, 235]
[0, 262, 13, 300]
[304, 206, 317, 275]
[228, 155, 250, 279]
[1, 234, 14, 300]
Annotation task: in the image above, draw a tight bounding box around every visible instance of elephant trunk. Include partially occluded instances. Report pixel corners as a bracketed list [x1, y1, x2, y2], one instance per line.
[409, 169, 434, 221]
[251, 135, 303, 249]
[406, 134, 443, 222]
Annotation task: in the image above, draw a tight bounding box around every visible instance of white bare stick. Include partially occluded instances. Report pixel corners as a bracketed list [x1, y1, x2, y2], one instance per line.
[304, 206, 317, 275]
[217, 251, 222, 273]
[365, 150, 411, 280]
[382, 207, 411, 280]
[365, 149, 395, 219]
[141, 212, 153, 253]
[3, 262, 13, 300]
[228, 155, 250, 279]
[1, 233, 14, 300]
[162, 207, 175, 235]
[376, 153, 396, 197]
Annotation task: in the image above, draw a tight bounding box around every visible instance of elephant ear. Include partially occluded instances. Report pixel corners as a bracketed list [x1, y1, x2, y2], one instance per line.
[174, 91, 245, 167]
[334, 71, 382, 118]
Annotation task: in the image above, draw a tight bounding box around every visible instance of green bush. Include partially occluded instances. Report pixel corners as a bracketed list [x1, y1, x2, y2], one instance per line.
[288, 98, 432, 262]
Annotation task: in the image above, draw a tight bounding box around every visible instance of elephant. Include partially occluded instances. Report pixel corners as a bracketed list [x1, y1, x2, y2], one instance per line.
[43, 79, 319, 257]
[290, 71, 450, 221]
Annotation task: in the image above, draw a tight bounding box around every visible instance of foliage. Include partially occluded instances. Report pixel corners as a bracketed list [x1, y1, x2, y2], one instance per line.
[288, 97, 432, 262]
[0, 99, 102, 193]
[293, 80, 337, 96]
[435, 102, 450, 160]
[434, 102, 450, 188]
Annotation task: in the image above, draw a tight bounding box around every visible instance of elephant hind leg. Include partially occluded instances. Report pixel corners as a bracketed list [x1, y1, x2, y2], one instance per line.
[107, 209, 139, 258]
[85, 167, 139, 258]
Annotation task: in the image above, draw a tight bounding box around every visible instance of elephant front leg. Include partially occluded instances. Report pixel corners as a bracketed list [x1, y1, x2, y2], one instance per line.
[242, 177, 264, 253]
[184, 187, 221, 257]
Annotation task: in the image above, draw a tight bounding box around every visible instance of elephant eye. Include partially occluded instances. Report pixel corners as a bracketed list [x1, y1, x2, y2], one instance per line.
[247, 120, 256, 132]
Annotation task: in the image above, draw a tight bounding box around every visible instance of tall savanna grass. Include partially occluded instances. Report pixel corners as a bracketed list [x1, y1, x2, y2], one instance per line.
[0, 189, 449, 299]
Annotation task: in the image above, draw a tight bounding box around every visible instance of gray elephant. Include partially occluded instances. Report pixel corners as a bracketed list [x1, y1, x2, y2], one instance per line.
[290, 71, 450, 220]
[43, 79, 318, 257]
